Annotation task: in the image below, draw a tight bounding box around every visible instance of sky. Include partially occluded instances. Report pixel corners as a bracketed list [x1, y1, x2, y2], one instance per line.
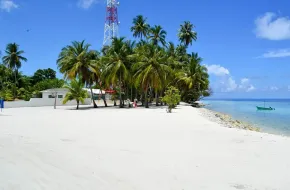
[0, 0, 290, 98]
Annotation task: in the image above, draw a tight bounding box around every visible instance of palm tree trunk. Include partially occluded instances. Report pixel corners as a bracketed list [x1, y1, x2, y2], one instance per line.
[135, 89, 138, 100]
[149, 87, 153, 103]
[155, 90, 159, 106]
[140, 94, 144, 106]
[99, 82, 108, 107]
[131, 87, 133, 101]
[99, 87, 107, 107]
[13, 69, 17, 99]
[90, 86, 98, 108]
[126, 85, 129, 101]
[145, 85, 149, 108]
[119, 73, 123, 108]
[162, 89, 166, 106]
[114, 99, 117, 106]
[77, 100, 79, 110]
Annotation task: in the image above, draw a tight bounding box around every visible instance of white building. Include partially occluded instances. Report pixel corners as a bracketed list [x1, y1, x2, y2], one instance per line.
[4, 88, 92, 108]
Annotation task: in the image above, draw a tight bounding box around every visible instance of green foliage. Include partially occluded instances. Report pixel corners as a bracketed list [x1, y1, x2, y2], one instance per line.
[0, 88, 14, 101]
[57, 40, 97, 83]
[52, 16, 211, 109]
[162, 86, 181, 113]
[33, 79, 65, 97]
[2, 43, 27, 70]
[176, 53, 209, 102]
[131, 15, 150, 39]
[32, 68, 56, 84]
[178, 21, 197, 47]
[132, 44, 171, 107]
[148, 25, 167, 46]
[2, 43, 27, 99]
[1, 61, 61, 101]
[17, 88, 32, 101]
[101, 37, 131, 108]
[63, 79, 88, 109]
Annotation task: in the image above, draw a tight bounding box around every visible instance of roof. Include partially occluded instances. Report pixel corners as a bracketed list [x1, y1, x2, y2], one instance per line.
[41, 88, 106, 94]
[83, 88, 106, 94]
[40, 88, 68, 93]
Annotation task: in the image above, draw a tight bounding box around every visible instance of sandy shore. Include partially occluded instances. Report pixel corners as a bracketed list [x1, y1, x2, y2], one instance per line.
[1, 104, 290, 189]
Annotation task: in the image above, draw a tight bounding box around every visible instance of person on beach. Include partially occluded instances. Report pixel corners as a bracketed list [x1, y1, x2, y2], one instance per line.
[134, 98, 138, 108]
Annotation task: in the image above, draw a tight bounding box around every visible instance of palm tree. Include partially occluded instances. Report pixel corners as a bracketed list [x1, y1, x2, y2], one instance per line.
[2, 43, 27, 98]
[132, 44, 171, 108]
[57, 40, 98, 108]
[148, 25, 167, 47]
[89, 52, 108, 107]
[178, 21, 197, 47]
[166, 42, 184, 70]
[63, 79, 88, 110]
[102, 37, 130, 108]
[176, 53, 209, 102]
[131, 15, 150, 39]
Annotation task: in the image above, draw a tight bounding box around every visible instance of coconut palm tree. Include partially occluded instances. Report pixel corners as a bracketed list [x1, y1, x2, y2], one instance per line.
[166, 42, 184, 70]
[178, 21, 197, 47]
[89, 52, 108, 107]
[132, 44, 171, 108]
[57, 40, 98, 108]
[63, 79, 88, 110]
[2, 43, 27, 98]
[148, 25, 167, 47]
[102, 37, 130, 108]
[176, 53, 209, 102]
[131, 15, 150, 39]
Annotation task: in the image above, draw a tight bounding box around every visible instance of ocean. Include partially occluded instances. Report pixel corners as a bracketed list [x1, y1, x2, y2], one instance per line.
[202, 99, 290, 136]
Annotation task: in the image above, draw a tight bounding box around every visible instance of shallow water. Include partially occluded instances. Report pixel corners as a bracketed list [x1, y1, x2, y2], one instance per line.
[203, 99, 290, 136]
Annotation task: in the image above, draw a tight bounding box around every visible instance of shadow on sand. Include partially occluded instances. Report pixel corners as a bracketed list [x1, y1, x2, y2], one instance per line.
[65, 103, 174, 111]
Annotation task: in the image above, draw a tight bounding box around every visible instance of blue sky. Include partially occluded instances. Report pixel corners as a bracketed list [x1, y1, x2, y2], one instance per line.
[0, 0, 290, 98]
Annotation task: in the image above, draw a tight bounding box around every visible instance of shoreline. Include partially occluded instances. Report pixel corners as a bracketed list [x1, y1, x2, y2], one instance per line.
[198, 107, 261, 132]
[197, 106, 290, 138]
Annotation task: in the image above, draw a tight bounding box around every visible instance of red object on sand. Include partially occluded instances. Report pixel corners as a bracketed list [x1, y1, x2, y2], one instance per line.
[105, 90, 116, 94]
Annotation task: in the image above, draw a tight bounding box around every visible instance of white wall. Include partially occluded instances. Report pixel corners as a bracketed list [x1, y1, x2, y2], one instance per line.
[42, 92, 68, 99]
[3, 98, 92, 108]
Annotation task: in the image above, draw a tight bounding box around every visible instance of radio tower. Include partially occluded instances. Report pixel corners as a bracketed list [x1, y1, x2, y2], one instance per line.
[103, 0, 119, 46]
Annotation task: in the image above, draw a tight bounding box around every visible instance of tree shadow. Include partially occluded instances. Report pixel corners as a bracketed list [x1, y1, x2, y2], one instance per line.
[66, 105, 118, 111]
[0, 113, 11, 116]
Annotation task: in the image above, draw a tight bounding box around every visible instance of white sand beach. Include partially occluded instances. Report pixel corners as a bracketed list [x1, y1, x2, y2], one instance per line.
[0, 104, 290, 190]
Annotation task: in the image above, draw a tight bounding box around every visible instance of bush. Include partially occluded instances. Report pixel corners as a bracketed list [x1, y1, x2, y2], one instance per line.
[162, 86, 181, 113]
[0, 89, 14, 101]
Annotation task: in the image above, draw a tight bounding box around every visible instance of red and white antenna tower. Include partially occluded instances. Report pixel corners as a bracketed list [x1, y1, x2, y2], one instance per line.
[103, 0, 119, 46]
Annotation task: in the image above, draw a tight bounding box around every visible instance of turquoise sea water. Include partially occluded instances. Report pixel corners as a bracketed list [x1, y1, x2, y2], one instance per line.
[203, 99, 290, 136]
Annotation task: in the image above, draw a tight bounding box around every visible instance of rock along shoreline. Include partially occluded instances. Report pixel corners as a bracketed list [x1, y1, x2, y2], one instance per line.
[198, 108, 261, 132]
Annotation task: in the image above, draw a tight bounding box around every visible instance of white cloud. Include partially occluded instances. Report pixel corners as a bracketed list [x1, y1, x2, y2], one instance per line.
[254, 12, 290, 40]
[225, 77, 238, 92]
[0, 0, 18, 12]
[270, 86, 279, 91]
[260, 49, 290, 58]
[240, 78, 249, 84]
[247, 85, 256, 92]
[77, 0, 98, 9]
[238, 78, 256, 92]
[207, 65, 256, 93]
[205, 64, 229, 76]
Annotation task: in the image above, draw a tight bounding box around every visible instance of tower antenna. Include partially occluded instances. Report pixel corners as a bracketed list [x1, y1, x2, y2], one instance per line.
[103, 0, 119, 46]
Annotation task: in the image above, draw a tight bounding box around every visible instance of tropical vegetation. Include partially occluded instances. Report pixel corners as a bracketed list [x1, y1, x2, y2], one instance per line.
[162, 86, 181, 113]
[0, 15, 211, 108]
[63, 79, 88, 110]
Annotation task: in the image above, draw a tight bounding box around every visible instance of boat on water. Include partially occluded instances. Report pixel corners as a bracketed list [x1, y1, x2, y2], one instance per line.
[256, 106, 275, 111]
